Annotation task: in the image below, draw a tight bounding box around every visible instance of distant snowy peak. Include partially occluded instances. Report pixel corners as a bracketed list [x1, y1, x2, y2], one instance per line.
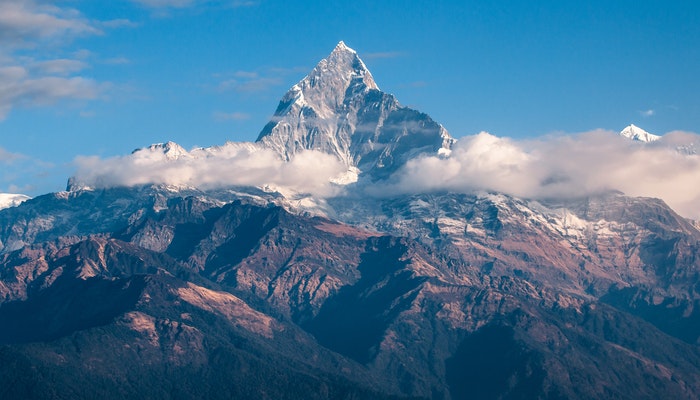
[0, 193, 30, 210]
[132, 141, 262, 161]
[135, 141, 191, 160]
[256, 41, 454, 179]
[620, 124, 661, 142]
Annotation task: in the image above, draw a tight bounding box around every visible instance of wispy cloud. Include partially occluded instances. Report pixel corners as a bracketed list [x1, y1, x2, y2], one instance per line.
[0, 147, 25, 164]
[640, 109, 655, 117]
[99, 19, 141, 29]
[0, 0, 118, 120]
[31, 59, 89, 75]
[215, 69, 288, 93]
[363, 51, 405, 60]
[130, 0, 198, 8]
[0, 66, 101, 120]
[378, 130, 700, 219]
[213, 111, 250, 121]
[219, 77, 282, 93]
[129, 0, 258, 10]
[232, 1, 258, 6]
[0, 0, 100, 46]
[399, 81, 428, 88]
[102, 57, 131, 65]
[0, 146, 57, 194]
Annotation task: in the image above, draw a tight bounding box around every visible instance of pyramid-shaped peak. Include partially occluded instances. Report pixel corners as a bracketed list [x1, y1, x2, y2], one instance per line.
[300, 41, 377, 92]
[256, 42, 453, 177]
[332, 40, 355, 54]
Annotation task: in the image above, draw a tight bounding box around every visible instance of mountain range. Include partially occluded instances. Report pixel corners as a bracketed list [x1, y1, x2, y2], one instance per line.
[0, 42, 699, 400]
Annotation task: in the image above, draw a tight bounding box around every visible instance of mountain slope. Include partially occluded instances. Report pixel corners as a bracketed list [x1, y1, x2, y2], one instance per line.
[2, 188, 700, 398]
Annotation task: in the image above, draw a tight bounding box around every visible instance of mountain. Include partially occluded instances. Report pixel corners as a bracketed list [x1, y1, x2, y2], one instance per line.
[620, 124, 661, 142]
[0, 193, 30, 210]
[2, 42, 700, 399]
[2, 187, 700, 399]
[256, 41, 454, 180]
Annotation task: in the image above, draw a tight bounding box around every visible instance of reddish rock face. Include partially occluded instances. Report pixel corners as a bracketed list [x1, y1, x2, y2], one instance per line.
[1, 187, 700, 399]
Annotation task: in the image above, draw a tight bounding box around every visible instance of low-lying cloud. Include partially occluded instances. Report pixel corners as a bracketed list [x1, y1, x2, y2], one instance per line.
[382, 130, 700, 219]
[72, 143, 348, 198]
[70, 130, 700, 219]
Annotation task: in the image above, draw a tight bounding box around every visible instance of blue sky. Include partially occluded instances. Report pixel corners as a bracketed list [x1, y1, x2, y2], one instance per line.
[1, 0, 699, 196]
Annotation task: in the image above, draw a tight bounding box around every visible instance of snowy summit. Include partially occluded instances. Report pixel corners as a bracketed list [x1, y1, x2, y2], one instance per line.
[620, 124, 661, 142]
[256, 41, 453, 179]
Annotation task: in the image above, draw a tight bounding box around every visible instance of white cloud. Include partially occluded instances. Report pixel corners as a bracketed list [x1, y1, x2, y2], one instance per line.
[130, 0, 198, 8]
[72, 143, 349, 198]
[380, 130, 700, 219]
[99, 19, 140, 29]
[31, 59, 89, 75]
[213, 111, 250, 121]
[0, 146, 57, 194]
[0, 66, 101, 119]
[0, 1, 114, 120]
[214, 67, 306, 94]
[0, 0, 99, 46]
[640, 109, 655, 117]
[363, 51, 405, 60]
[68, 128, 700, 220]
[130, 0, 258, 10]
[0, 147, 25, 164]
[218, 76, 283, 93]
[103, 57, 131, 65]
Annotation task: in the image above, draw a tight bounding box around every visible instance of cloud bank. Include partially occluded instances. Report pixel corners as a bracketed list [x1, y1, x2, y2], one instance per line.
[72, 143, 348, 198]
[381, 130, 700, 219]
[70, 130, 700, 219]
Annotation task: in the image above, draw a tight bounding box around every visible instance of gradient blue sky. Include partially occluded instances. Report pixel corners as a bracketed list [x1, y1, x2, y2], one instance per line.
[1, 0, 699, 196]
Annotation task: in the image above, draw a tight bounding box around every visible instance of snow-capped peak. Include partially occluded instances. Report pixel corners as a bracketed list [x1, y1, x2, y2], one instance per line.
[332, 40, 354, 54]
[620, 124, 661, 142]
[133, 141, 191, 160]
[255, 41, 453, 179]
[309, 40, 378, 94]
